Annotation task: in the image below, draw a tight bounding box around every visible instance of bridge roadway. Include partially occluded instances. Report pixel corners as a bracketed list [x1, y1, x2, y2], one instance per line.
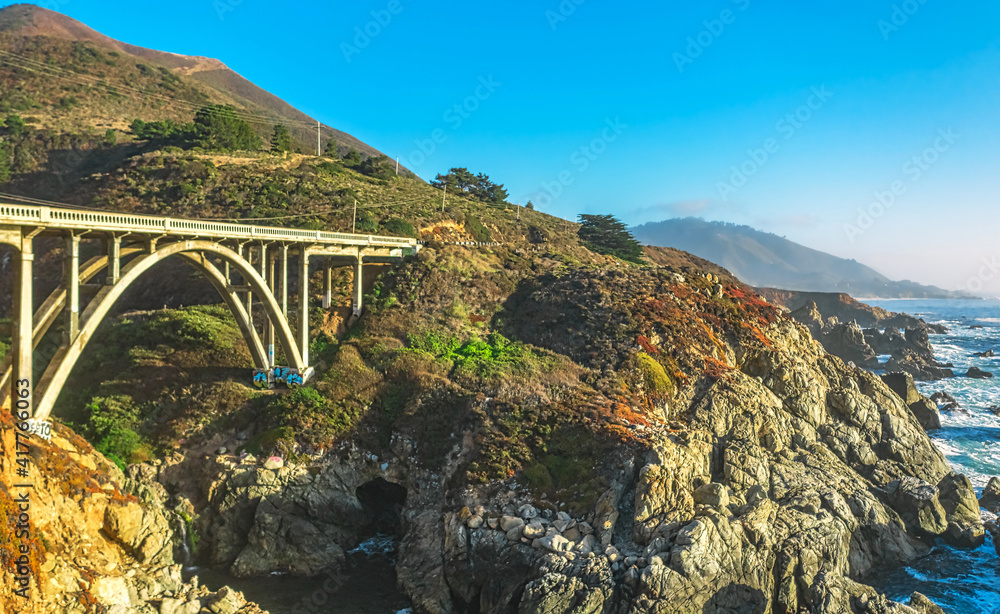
[0, 202, 420, 421]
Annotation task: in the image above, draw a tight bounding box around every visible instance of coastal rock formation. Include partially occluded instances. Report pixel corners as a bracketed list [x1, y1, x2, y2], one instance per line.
[965, 366, 994, 379]
[880, 373, 941, 431]
[132, 263, 975, 614]
[772, 294, 953, 381]
[0, 409, 263, 613]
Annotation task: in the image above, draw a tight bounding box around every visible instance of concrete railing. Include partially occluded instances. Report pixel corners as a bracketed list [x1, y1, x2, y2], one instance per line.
[0, 203, 418, 248]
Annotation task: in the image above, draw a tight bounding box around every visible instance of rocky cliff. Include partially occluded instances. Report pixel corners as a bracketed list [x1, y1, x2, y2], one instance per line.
[110, 248, 982, 614]
[0, 404, 264, 613]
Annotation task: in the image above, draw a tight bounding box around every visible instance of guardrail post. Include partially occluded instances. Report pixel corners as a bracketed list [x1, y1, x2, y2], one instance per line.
[63, 232, 80, 344]
[12, 231, 33, 415]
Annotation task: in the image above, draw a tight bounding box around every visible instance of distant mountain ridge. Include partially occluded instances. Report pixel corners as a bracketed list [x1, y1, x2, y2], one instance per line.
[632, 217, 963, 298]
[0, 3, 400, 164]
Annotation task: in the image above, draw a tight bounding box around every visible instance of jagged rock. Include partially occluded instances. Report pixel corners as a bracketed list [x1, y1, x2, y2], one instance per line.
[517, 573, 610, 613]
[888, 478, 948, 537]
[693, 482, 730, 508]
[907, 398, 942, 431]
[910, 592, 948, 614]
[979, 477, 1000, 512]
[880, 373, 941, 430]
[886, 349, 955, 381]
[881, 372, 922, 405]
[985, 519, 1000, 557]
[929, 392, 957, 406]
[936, 472, 985, 547]
[103, 501, 175, 565]
[821, 321, 879, 368]
[974, 350, 995, 357]
[966, 366, 994, 379]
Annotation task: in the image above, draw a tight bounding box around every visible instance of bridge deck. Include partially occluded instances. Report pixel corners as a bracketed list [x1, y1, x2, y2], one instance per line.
[0, 203, 419, 249]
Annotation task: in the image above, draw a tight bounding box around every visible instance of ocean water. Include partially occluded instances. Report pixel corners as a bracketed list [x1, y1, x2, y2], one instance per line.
[865, 299, 1000, 613]
[189, 535, 412, 613]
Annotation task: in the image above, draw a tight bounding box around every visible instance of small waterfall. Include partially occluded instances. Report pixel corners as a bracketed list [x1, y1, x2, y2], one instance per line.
[177, 519, 193, 565]
[171, 511, 196, 566]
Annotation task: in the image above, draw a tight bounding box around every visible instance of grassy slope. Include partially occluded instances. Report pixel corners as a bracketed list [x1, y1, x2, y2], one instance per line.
[0, 5, 403, 159]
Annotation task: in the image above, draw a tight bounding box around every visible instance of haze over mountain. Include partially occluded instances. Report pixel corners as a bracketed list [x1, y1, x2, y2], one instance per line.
[632, 218, 964, 299]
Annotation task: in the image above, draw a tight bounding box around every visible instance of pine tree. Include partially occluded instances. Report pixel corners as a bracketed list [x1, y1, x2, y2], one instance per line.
[343, 148, 362, 167]
[578, 214, 644, 264]
[271, 124, 292, 153]
[193, 105, 262, 151]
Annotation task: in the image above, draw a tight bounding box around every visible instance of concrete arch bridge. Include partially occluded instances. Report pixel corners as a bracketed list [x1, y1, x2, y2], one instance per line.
[0, 203, 419, 422]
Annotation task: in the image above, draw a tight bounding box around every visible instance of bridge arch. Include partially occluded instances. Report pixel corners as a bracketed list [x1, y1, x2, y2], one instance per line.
[32, 240, 305, 421]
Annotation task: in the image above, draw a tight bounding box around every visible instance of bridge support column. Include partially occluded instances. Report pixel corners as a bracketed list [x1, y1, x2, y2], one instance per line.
[105, 235, 121, 285]
[63, 233, 80, 344]
[12, 232, 33, 415]
[322, 260, 333, 309]
[353, 256, 364, 316]
[266, 254, 276, 367]
[299, 247, 311, 366]
[280, 245, 289, 317]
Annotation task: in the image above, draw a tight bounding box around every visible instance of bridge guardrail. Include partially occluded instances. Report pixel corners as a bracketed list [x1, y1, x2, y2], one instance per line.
[0, 203, 418, 249]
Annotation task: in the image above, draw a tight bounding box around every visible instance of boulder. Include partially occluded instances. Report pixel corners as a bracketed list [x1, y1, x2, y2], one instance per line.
[499, 515, 524, 533]
[888, 477, 948, 537]
[693, 483, 730, 508]
[886, 350, 955, 381]
[974, 350, 995, 358]
[979, 477, 1000, 513]
[907, 398, 942, 431]
[910, 592, 948, 614]
[880, 373, 940, 430]
[966, 367, 993, 379]
[930, 392, 957, 406]
[936, 472, 985, 547]
[881, 372, 922, 406]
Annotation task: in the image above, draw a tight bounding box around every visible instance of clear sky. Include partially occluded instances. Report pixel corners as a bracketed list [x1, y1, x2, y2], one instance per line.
[6, 0, 1000, 294]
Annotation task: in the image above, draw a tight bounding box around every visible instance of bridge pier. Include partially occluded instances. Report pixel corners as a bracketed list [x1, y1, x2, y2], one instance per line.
[105, 235, 121, 285]
[11, 231, 34, 416]
[266, 251, 276, 368]
[299, 246, 311, 366]
[353, 256, 364, 316]
[322, 260, 333, 309]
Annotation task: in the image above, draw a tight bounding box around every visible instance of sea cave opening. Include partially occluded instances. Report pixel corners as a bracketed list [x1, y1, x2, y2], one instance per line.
[356, 478, 408, 536]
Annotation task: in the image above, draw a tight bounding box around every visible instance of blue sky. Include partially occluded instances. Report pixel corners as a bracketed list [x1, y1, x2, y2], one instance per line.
[8, 0, 1000, 293]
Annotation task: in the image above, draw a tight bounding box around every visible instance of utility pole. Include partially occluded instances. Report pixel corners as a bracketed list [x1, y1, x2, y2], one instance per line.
[353, 199, 357, 234]
[395, 157, 399, 176]
[441, 184, 447, 213]
[517, 202, 520, 220]
[316, 120, 321, 157]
